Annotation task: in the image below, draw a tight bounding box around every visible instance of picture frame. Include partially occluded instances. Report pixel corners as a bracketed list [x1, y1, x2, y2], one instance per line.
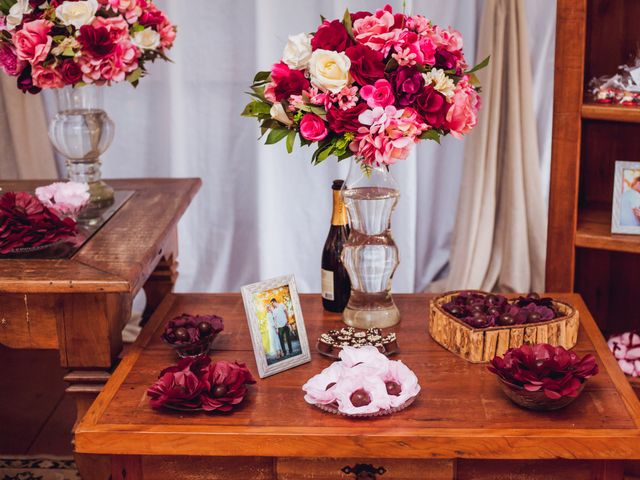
[241, 274, 311, 378]
[612, 161, 640, 234]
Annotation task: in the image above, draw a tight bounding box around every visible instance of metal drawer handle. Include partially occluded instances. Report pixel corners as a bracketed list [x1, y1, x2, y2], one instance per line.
[341, 464, 386, 479]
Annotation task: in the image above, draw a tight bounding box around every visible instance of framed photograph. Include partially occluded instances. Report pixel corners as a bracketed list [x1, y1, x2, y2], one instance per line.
[241, 274, 311, 378]
[612, 161, 640, 234]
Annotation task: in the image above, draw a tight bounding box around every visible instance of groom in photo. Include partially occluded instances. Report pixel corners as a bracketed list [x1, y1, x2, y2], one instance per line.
[270, 298, 293, 356]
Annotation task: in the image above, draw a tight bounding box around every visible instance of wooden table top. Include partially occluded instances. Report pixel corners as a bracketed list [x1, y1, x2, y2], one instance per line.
[75, 293, 640, 460]
[0, 178, 201, 295]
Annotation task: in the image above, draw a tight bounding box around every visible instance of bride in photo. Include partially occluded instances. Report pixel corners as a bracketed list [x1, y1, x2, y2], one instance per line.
[266, 304, 283, 359]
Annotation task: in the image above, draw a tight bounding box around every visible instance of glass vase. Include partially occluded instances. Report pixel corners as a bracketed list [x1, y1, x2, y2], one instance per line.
[48, 85, 115, 208]
[341, 159, 400, 328]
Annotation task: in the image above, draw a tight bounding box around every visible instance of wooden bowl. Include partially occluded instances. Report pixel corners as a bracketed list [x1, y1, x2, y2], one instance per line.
[497, 377, 586, 411]
[429, 291, 580, 363]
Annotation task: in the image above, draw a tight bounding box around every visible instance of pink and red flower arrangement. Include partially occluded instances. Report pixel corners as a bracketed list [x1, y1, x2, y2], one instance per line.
[242, 5, 487, 167]
[0, 190, 78, 254]
[147, 355, 256, 412]
[0, 0, 175, 93]
[488, 344, 599, 400]
[608, 332, 640, 377]
[303, 346, 420, 416]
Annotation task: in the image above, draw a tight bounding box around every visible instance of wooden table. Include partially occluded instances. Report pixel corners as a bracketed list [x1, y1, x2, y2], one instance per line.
[76, 293, 640, 480]
[0, 179, 200, 475]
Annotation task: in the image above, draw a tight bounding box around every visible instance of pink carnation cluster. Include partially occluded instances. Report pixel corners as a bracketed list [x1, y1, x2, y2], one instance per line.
[0, 0, 175, 93]
[608, 332, 640, 377]
[244, 4, 484, 167]
[302, 346, 420, 415]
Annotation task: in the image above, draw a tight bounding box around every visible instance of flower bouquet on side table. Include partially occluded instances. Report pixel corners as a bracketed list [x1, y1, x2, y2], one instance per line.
[0, 0, 176, 207]
[242, 4, 488, 329]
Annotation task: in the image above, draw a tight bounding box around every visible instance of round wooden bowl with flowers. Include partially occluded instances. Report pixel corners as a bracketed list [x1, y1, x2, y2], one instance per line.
[429, 291, 580, 363]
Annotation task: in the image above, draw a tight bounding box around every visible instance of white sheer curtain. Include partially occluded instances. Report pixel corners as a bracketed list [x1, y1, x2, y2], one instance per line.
[45, 0, 556, 293]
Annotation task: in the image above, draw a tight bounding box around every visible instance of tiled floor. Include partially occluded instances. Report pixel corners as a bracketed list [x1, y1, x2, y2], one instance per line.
[0, 346, 74, 456]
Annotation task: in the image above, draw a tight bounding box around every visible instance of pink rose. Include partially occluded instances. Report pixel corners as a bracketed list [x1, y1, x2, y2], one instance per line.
[360, 79, 394, 108]
[445, 77, 480, 139]
[13, 19, 52, 64]
[31, 64, 64, 89]
[299, 113, 328, 141]
[352, 6, 398, 53]
[80, 41, 139, 84]
[0, 43, 26, 76]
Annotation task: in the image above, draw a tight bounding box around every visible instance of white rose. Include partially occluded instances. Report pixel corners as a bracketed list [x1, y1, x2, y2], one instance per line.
[6, 0, 32, 30]
[282, 32, 312, 70]
[55, 0, 98, 29]
[308, 49, 351, 94]
[132, 27, 161, 50]
[270, 103, 293, 126]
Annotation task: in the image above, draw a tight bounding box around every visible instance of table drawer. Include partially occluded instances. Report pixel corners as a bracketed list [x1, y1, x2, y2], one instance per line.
[277, 458, 454, 479]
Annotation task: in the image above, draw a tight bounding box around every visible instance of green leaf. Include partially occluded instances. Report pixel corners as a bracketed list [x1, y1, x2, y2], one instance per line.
[385, 58, 399, 72]
[466, 55, 490, 74]
[342, 8, 355, 41]
[0, 0, 15, 15]
[419, 129, 442, 144]
[126, 68, 143, 84]
[241, 100, 271, 117]
[265, 128, 290, 145]
[131, 23, 145, 33]
[62, 47, 75, 57]
[253, 70, 271, 84]
[286, 130, 296, 154]
[52, 35, 67, 43]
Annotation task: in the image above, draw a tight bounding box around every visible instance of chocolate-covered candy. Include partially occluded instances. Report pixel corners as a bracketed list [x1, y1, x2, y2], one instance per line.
[174, 327, 190, 342]
[497, 313, 515, 326]
[385, 381, 402, 396]
[212, 385, 228, 398]
[197, 321, 213, 337]
[350, 389, 371, 407]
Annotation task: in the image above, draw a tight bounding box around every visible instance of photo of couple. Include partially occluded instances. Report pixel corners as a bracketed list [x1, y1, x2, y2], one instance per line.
[253, 286, 302, 366]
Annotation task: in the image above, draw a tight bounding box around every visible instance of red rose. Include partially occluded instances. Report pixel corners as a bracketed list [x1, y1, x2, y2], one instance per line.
[139, 10, 166, 27]
[435, 48, 457, 70]
[78, 25, 116, 59]
[200, 361, 256, 412]
[350, 11, 372, 23]
[345, 44, 385, 86]
[300, 113, 328, 141]
[415, 85, 448, 129]
[271, 61, 310, 101]
[389, 66, 424, 107]
[326, 103, 368, 133]
[60, 60, 82, 85]
[311, 19, 353, 52]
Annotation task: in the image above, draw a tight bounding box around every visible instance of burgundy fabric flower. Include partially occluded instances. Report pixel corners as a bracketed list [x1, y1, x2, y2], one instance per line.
[60, 60, 82, 84]
[488, 344, 599, 400]
[147, 357, 207, 410]
[326, 102, 368, 133]
[0, 191, 76, 253]
[271, 61, 310, 101]
[311, 19, 353, 52]
[17, 66, 40, 94]
[345, 44, 385, 86]
[77, 25, 116, 59]
[200, 361, 256, 412]
[138, 10, 166, 27]
[389, 66, 424, 107]
[435, 48, 457, 70]
[415, 85, 448, 128]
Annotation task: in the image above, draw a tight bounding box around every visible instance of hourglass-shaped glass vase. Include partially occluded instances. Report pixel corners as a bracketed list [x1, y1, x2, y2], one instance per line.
[48, 85, 115, 208]
[340, 159, 401, 328]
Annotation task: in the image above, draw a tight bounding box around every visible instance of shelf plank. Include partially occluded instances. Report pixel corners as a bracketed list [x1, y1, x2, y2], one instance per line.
[576, 205, 640, 253]
[582, 103, 640, 123]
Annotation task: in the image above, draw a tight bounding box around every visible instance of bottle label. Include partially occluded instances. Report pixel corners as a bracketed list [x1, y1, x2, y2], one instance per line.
[321, 268, 334, 300]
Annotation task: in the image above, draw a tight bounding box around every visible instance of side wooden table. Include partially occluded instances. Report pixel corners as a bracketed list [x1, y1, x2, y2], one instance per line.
[76, 293, 640, 480]
[0, 178, 200, 476]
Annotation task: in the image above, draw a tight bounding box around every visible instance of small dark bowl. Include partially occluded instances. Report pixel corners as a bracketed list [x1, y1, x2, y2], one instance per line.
[497, 377, 586, 411]
[165, 331, 221, 359]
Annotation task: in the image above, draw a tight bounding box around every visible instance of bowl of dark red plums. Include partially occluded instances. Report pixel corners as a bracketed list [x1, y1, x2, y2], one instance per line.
[161, 313, 224, 358]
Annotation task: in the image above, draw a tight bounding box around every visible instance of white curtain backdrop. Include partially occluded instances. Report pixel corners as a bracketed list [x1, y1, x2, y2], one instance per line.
[45, 0, 556, 294]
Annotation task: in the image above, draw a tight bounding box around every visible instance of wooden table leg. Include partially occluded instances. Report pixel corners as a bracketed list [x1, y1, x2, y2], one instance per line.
[142, 228, 179, 325]
[112, 456, 143, 480]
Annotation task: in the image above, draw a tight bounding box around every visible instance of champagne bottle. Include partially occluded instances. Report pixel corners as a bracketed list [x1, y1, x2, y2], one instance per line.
[321, 179, 351, 312]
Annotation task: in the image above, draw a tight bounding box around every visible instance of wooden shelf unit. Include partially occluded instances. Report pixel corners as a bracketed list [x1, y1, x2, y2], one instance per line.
[582, 103, 640, 123]
[546, 0, 640, 336]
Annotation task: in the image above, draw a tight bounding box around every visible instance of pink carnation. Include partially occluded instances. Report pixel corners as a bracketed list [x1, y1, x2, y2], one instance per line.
[35, 181, 90, 217]
[91, 16, 130, 43]
[80, 41, 139, 84]
[0, 43, 26, 76]
[31, 64, 64, 89]
[13, 19, 52, 64]
[445, 76, 480, 139]
[158, 19, 176, 49]
[352, 5, 398, 54]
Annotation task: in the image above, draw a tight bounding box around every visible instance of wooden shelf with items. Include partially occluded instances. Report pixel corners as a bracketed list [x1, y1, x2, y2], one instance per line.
[576, 204, 640, 253]
[581, 103, 640, 123]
